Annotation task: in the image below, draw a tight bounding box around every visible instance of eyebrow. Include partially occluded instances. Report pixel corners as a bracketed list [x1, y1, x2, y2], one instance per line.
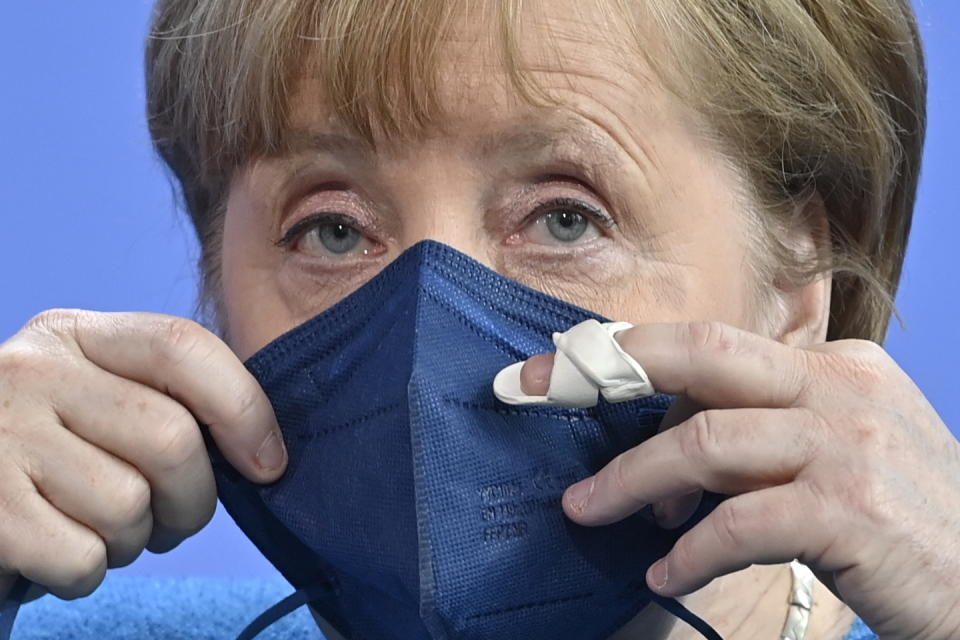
[476, 122, 603, 159]
[276, 120, 623, 170]
[275, 131, 375, 160]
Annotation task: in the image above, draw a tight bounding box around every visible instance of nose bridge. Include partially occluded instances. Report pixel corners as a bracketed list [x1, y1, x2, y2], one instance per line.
[391, 152, 492, 265]
[401, 199, 479, 253]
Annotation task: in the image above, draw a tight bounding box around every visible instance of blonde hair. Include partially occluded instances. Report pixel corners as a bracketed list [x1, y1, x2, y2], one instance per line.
[146, 0, 926, 342]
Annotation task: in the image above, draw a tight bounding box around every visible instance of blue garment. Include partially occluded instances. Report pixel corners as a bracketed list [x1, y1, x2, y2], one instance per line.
[4, 575, 874, 639]
[843, 617, 879, 640]
[9, 576, 321, 640]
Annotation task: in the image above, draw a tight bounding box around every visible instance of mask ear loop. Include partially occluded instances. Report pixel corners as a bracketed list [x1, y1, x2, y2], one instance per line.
[649, 593, 725, 640]
[234, 581, 336, 640]
[0, 576, 32, 640]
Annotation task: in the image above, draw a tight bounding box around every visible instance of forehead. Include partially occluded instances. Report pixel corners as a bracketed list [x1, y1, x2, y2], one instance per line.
[277, 0, 672, 152]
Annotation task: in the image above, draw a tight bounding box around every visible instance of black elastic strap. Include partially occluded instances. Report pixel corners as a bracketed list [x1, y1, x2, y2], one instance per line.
[235, 581, 334, 640]
[650, 593, 725, 640]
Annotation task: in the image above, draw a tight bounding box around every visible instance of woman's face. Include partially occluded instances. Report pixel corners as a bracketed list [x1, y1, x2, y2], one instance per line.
[217, 3, 831, 636]
[220, 1, 782, 361]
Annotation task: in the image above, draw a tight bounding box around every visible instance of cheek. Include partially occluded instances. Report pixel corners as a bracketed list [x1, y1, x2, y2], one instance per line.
[541, 257, 759, 330]
[566, 223, 763, 331]
[619, 150, 765, 331]
[220, 183, 304, 360]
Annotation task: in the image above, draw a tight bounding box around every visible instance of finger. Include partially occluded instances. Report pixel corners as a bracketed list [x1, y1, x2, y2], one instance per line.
[0, 474, 107, 600]
[563, 408, 821, 526]
[645, 483, 839, 598]
[653, 397, 704, 529]
[520, 353, 554, 395]
[653, 492, 703, 530]
[520, 321, 811, 410]
[51, 310, 285, 483]
[50, 362, 215, 547]
[25, 414, 153, 568]
[616, 322, 812, 408]
[524, 358, 711, 527]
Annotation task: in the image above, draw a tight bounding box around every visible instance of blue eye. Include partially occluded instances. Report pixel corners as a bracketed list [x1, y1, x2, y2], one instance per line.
[544, 210, 590, 242]
[279, 213, 375, 258]
[522, 198, 608, 247]
[311, 222, 361, 254]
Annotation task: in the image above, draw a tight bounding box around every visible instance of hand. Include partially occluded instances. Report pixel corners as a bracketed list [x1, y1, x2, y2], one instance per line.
[0, 310, 286, 602]
[521, 322, 960, 640]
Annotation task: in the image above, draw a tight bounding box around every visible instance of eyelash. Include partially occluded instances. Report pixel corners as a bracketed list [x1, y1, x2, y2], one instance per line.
[274, 212, 357, 249]
[523, 197, 615, 232]
[275, 196, 616, 251]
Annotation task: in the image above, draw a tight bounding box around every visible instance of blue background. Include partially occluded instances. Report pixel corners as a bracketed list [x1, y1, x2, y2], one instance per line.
[0, 2, 956, 581]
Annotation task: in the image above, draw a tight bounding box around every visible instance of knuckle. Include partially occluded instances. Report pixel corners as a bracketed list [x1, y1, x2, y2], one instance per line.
[24, 309, 84, 336]
[150, 317, 210, 368]
[824, 340, 894, 395]
[149, 405, 199, 473]
[609, 453, 637, 500]
[0, 347, 45, 385]
[102, 473, 151, 538]
[1, 315, 87, 389]
[668, 534, 698, 575]
[795, 408, 828, 460]
[848, 362, 887, 395]
[805, 462, 894, 531]
[680, 411, 722, 464]
[801, 476, 835, 517]
[158, 485, 216, 542]
[839, 338, 888, 362]
[0, 481, 38, 525]
[684, 321, 739, 357]
[0, 488, 37, 568]
[846, 412, 890, 455]
[784, 351, 817, 405]
[841, 462, 896, 528]
[60, 536, 107, 599]
[184, 491, 217, 537]
[712, 500, 750, 551]
[231, 383, 263, 426]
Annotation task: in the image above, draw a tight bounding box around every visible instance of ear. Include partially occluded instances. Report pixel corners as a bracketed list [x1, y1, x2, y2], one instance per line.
[774, 192, 832, 347]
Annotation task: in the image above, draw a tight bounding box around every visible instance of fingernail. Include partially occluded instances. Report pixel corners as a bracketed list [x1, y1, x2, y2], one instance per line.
[520, 354, 554, 395]
[648, 558, 669, 592]
[256, 430, 286, 472]
[530, 360, 551, 388]
[566, 477, 596, 514]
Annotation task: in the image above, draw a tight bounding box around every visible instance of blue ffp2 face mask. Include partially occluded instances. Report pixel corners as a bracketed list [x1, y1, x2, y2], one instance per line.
[211, 241, 724, 640]
[0, 240, 724, 640]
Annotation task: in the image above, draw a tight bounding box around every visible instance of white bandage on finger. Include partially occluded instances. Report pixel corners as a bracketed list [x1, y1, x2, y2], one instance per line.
[492, 319, 656, 408]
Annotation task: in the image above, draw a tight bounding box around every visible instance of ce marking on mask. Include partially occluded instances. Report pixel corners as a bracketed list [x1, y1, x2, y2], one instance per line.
[478, 469, 579, 543]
